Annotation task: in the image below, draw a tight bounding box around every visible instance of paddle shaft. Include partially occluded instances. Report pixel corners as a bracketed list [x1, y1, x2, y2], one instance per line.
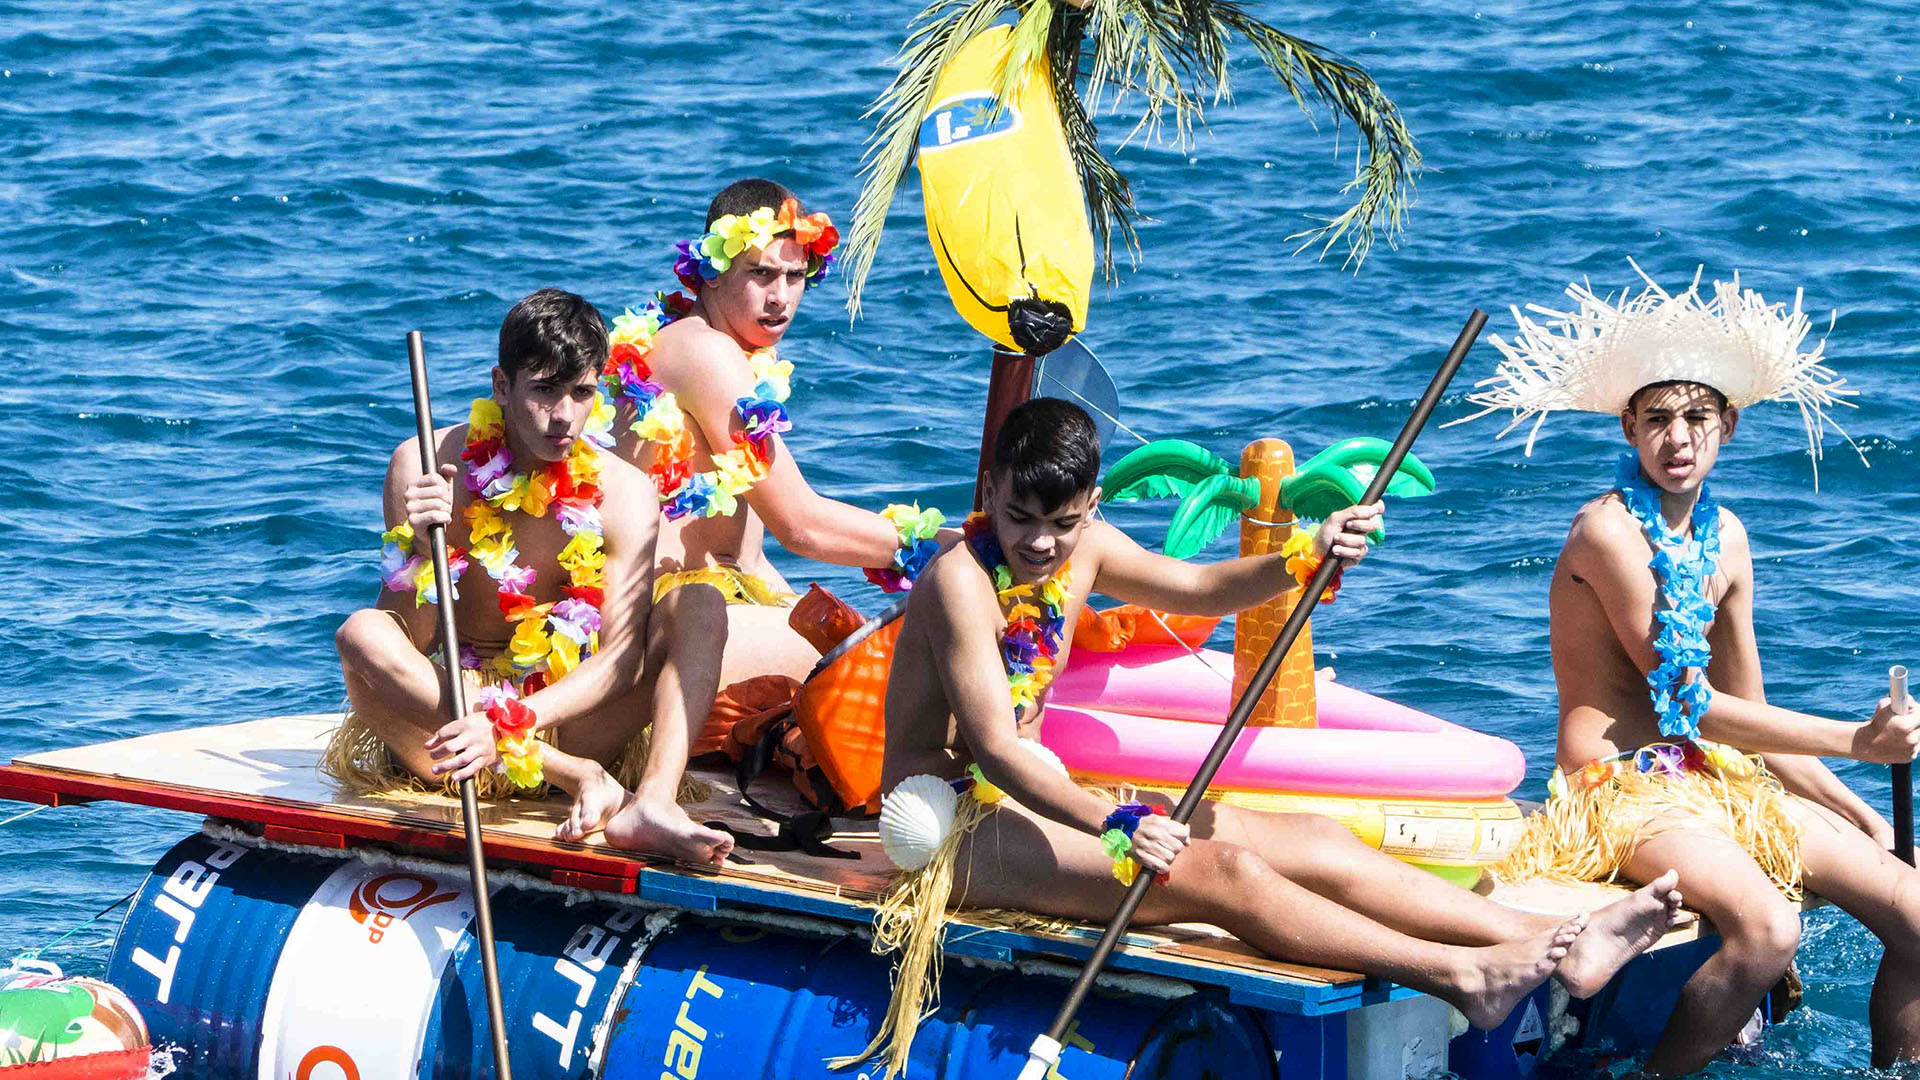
[1893, 666, 1913, 866]
[1018, 311, 1488, 1076]
[408, 331, 515, 1080]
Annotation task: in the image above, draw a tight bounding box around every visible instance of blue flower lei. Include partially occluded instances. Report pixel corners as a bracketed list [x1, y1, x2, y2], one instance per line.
[1614, 452, 1722, 740]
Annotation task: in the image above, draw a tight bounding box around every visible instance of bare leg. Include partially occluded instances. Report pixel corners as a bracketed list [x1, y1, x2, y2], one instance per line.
[336, 608, 452, 781]
[955, 803, 1581, 1031]
[1194, 800, 1682, 995]
[1789, 796, 1920, 1068]
[1624, 827, 1803, 1076]
[1195, 802, 1561, 945]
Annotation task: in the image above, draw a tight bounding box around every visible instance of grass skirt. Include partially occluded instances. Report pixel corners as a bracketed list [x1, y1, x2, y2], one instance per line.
[1494, 742, 1803, 900]
[321, 664, 707, 805]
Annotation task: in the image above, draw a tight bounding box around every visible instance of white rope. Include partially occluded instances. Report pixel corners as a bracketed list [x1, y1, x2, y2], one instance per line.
[0, 805, 49, 828]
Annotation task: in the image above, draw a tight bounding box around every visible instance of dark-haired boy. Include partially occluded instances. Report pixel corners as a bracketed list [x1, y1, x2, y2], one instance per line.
[597, 178, 959, 864]
[329, 288, 657, 833]
[852, 397, 1683, 1073]
[1470, 270, 1920, 1073]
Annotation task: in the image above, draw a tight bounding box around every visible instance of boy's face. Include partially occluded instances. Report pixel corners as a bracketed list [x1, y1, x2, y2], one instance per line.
[491, 364, 602, 464]
[705, 237, 808, 350]
[983, 475, 1101, 585]
[1619, 381, 1738, 495]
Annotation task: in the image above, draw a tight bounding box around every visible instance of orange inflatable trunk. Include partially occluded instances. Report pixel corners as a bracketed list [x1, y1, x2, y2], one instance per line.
[1234, 438, 1317, 727]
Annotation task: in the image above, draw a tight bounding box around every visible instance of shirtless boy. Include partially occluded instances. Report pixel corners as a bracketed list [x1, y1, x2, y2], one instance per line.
[1471, 268, 1920, 1073]
[853, 397, 1682, 1075]
[596, 178, 959, 863]
[329, 289, 652, 833]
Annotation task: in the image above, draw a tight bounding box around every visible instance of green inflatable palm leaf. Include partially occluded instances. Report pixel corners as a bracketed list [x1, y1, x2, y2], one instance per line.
[1163, 472, 1259, 559]
[1099, 440, 1237, 503]
[1099, 439, 1258, 558]
[1279, 437, 1435, 541]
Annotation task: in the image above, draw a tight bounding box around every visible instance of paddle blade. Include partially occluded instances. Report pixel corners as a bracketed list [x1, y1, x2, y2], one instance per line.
[1034, 339, 1121, 453]
[1100, 440, 1235, 503]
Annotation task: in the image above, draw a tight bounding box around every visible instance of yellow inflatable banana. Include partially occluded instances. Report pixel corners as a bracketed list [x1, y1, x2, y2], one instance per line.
[918, 24, 1092, 356]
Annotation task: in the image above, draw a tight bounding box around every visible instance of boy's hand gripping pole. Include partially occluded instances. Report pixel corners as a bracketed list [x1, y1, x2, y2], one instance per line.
[1015, 311, 1488, 1080]
[408, 331, 515, 1079]
[1892, 665, 1913, 866]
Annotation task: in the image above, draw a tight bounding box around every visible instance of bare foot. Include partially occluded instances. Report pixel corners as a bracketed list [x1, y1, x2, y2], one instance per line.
[555, 768, 628, 843]
[603, 791, 734, 866]
[1451, 917, 1585, 1030]
[1554, 870, 1684, 999]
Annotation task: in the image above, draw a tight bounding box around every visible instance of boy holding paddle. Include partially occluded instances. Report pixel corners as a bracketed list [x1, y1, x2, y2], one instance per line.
[843, 397, 1683, 1078]
[1470, 266, 1920, 1072]
[328, 289, 660, 840]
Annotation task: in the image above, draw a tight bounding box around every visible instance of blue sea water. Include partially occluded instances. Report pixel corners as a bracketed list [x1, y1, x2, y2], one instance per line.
[1, 0, 1916, 1073]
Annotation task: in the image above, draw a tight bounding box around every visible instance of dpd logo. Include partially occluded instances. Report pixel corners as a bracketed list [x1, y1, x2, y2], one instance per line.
[347, 873, 460, 944]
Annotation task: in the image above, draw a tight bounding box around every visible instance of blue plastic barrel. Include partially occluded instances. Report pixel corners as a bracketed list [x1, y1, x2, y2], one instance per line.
[105, 832, 339, 1076]
[418, 886, 650, 1078]
[110, 832, 1285, 1079]
[597, 918, 1281, 1080]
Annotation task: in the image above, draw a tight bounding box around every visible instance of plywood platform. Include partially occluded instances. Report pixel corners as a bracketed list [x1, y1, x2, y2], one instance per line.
[0, 714, 1709, 1015]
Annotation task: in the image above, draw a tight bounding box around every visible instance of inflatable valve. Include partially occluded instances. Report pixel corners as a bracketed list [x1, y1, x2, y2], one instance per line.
[1235, 438, 1318, 728]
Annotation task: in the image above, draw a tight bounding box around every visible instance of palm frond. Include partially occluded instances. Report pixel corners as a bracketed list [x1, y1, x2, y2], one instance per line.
[1080, 0, 1420, 269]
[842, 0, 1421, 311]
[841, 0, 1018, 319]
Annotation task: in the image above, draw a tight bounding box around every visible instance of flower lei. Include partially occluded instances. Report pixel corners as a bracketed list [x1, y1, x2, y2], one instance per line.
[674, 198, 839, 294]
[1278, 527, 1341, 603]
[601, 302, 795, 521]
[1615, 452, 1721, 741]
[1550, 739, 1757, 798]
[962, 513, 1071, 718]
[864, 503, 947, 592]
[1102, 803, 1172, 886]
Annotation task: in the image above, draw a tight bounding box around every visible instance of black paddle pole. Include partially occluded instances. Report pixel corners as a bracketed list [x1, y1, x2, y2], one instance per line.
[1015, 310, 1488, 1080]
[1892, 665, 1913, 866]
[407, 331, 515, 1080]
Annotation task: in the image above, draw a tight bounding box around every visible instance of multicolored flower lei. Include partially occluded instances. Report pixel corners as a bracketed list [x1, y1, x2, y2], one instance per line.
[600, 302, 796, 521]
[1548, 739, 1758, 798]
[864, 503, 948, 592]
[1615, 452, 1721, 740]
[1101, 803, 1172, 886]
[674, 198, 839, 293]
[962, 513, 1071, 718]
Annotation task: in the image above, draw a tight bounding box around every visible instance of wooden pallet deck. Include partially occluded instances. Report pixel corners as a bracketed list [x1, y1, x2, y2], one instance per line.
[0, 713, 1704, 1016]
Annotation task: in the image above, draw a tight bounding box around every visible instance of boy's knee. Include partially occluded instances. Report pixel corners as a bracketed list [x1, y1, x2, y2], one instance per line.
[336, 609, 392, 665]
[1208, 843, 1273, 892]
[1723, 900, 1802, 976]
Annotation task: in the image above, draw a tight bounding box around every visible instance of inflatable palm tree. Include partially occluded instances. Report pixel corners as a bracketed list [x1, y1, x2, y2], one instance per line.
[841, 0, 1421, 325]
[1102, 436, 1434, 726]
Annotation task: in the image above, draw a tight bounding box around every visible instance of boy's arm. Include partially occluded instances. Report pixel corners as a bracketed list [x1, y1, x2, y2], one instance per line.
[376, 437, 440, 646]
[1709, 523, 1894, 843]
[922, 555, 1114, 836]
[1574, 507, 1914, 761]
[518, 464, 659, 731]
[666, 334, 927, 567]
[1090, 504, 1381, 617]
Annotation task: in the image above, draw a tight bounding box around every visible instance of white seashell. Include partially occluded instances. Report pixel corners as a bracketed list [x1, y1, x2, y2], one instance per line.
[878, 774, 959, 871]
[1017, 738, 1068, 777]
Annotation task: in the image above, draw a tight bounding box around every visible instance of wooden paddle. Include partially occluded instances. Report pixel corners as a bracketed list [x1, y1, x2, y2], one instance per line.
[407, 331, 515, 1079]
[1015, 310, 1488, 1080]
[1893, 665, 1913, 866]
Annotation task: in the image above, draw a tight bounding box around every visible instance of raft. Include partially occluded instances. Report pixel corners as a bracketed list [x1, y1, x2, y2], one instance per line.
[0, 713, 1757, 1080]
